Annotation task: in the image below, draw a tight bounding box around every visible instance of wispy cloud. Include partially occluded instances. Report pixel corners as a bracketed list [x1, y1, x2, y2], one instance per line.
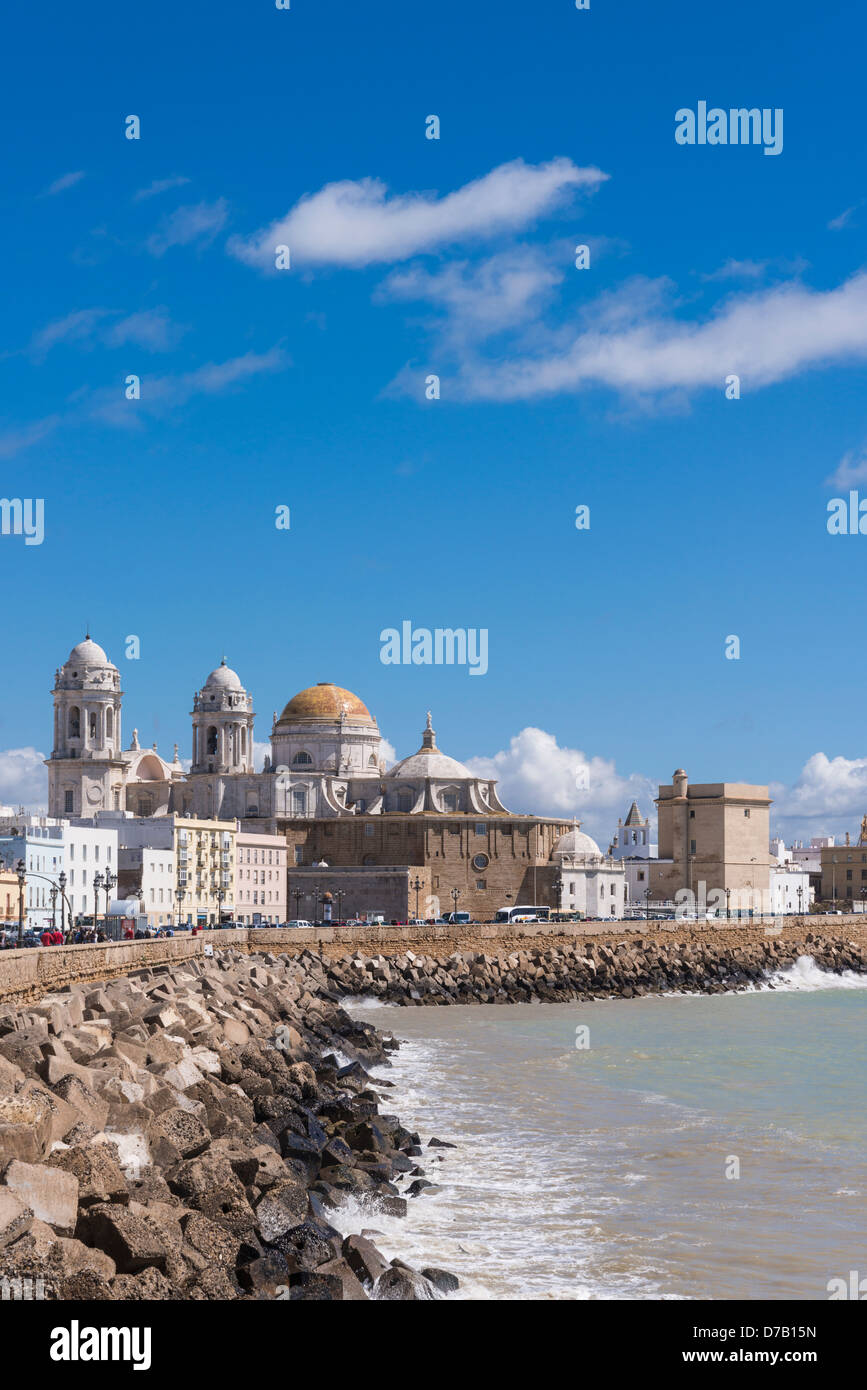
[392, 268, 867, 403]
[700, 255, 808, 283]
[26, 307, 185, 359]
[0, 748, 48, 807]
[828, 203, 861, 231]
[40, 170, 85, 197]
[826, 445, 867, 489]
[378, 246, 564, 346]
[0, 346, 288, 456]
[228, 158, 608, 270]
[133, 175, 190, 202]
[146, 198, 229, 255]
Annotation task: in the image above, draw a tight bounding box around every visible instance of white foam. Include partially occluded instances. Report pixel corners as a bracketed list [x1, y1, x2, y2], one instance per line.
[762, 954, 867, 992]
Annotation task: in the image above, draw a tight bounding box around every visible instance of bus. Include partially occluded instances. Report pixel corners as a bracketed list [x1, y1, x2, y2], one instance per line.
[493, 905, 551, 923]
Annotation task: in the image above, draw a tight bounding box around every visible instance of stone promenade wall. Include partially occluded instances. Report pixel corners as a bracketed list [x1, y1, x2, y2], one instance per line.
[2, 915, 866, 1007]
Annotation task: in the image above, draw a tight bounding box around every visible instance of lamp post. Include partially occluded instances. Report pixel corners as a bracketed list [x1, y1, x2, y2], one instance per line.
[59, 870, 67, 939]
[552, 875, 562, 916]
[725, 886, 731, 921]
[293, 886, 303, 920]
[412, 876, 422, 920]
[103, 869, 116, 939]
[216, 886, 225, 925]
[335, 888, 345, 924]
[798, 884, 804, 919]
[93, 871, 103, 936]
[450, 887, 460, 920]
[175, 886, 185, 930]
[50, 884, 58, 932]
[644, 888, 651, 920]
[313, 885, 321, 924]
[16, 858, 26, 948]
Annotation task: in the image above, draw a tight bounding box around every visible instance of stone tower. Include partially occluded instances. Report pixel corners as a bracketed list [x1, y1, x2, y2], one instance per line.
[47, 635, 124, 816]
[190, 659, 255, 775]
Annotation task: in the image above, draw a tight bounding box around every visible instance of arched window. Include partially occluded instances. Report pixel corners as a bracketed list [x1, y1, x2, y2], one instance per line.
[68, 706, 80, 739]
[292, 751, 313, 765]
[206, 726, 218, 755]
[106, 707, 113, 739]
[368, 754, 378, 767]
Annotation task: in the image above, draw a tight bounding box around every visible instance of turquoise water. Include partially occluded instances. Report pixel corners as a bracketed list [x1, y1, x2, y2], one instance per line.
[343, 958, 867, 1299]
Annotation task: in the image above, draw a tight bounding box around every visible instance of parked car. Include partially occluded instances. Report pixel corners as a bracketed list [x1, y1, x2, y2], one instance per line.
[285, 919, 313, 929]
[443, 912, 472, 925]
[408, 918, 426, 927]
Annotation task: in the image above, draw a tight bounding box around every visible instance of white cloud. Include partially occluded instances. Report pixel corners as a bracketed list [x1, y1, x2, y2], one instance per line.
[771, 753, 867, 833]
[828, 204, 859, 231]
[825, 445, 867, 489]
[437, 268, 867, 401]
[228, 158, 607, 270]
[28, 306, 184, 358]
[466, 726, 654, 844]
[0, 748, 48, 809]
[40, 171, 85, 197]
[379, 246, 564, 345]
[147, 199, 229, 255]
[133, 176, 190, 202]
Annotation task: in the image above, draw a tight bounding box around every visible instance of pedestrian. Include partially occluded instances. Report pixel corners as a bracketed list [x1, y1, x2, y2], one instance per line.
[40, 927, 53, 947]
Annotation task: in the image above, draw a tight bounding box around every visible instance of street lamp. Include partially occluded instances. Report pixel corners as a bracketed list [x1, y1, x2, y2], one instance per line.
[412, 876, 422, 921]
[552, 875, 563, 915]
[58, 870, 67, 939]
[175, 886, 185, 929]
[292, 887, 304, 920]
[103, 869, 116, 939]
[93, 871, 104, 936]
[644, 887, 651, 920]
[216, 885, 225, 925]
[798, 884, 804, 918]
[50, 884, 58, 932]
[725, 886, 731, 921]
[16, 858, 26, 949]
[313, 884, 321, 923]
[450, 887, 460, 920]
[335, 888, 345, 923]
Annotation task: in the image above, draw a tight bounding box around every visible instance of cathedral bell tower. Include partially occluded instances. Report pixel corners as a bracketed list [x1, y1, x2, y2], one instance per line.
[47, 635, 124, 817]
[190, 659, 255, 775]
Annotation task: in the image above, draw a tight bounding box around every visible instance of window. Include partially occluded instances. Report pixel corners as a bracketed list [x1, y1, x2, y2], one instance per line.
[64, 791, 74, 813]
[292, 752, 313, 765]
[473, 853, 489, 870]
[476, 879, 486, 891]
[294, 847, 303, 865]
[637, 870, 645, 882]
[690, 839, 696, 854]
[291, 788, 308, 815]
[364, 824, 374, 837]
[846, 870, 852, 880]
[689, 810, 695, 819]
[744, 809, 751, 818]
[501, 824, 512, 835]
[475, 823, 486, 837]
[448, 824, 460, 836]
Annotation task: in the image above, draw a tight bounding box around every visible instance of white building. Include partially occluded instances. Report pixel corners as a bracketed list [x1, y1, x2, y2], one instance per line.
[117, 846, 175, 928]
[609, 802, 657, 859]
[552, 825, 627, 919]
[0, 815, 117, 931]
[769, 864, 813, 916]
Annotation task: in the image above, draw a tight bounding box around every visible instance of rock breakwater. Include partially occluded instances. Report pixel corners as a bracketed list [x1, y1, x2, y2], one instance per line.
[0, 947, 458, 1301]
[322, 932, 867, 1004]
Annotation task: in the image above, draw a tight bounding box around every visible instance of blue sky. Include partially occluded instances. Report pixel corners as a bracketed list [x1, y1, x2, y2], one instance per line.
[2, 0, 866, 840]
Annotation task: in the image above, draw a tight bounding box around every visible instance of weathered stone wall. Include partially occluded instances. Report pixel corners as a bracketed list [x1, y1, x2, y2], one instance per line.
[3, 915, 866, 1006]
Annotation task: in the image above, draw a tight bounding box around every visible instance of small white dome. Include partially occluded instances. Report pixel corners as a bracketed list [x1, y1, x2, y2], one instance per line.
[65, 636, 115, 669]
[554, 828, 603, 858]
[388, 750, 473, 780]
[203, 658, 242, 691]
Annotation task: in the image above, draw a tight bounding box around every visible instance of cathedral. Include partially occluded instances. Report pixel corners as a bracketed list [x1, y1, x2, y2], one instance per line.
[46, 634, 510, 824]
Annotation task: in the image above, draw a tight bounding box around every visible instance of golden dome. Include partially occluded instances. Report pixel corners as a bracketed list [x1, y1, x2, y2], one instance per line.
[277, 683, 375, 725]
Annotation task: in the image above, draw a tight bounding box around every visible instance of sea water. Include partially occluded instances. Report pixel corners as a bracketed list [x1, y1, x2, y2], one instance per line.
[340, 958, 867, 1300]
